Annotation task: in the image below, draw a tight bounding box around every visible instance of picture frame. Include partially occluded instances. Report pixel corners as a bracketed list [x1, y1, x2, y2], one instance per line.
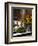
[5, 2, 37, 44]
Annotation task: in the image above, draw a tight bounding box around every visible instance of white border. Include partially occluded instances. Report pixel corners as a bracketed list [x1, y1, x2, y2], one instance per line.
[8, 4, 36, 42]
